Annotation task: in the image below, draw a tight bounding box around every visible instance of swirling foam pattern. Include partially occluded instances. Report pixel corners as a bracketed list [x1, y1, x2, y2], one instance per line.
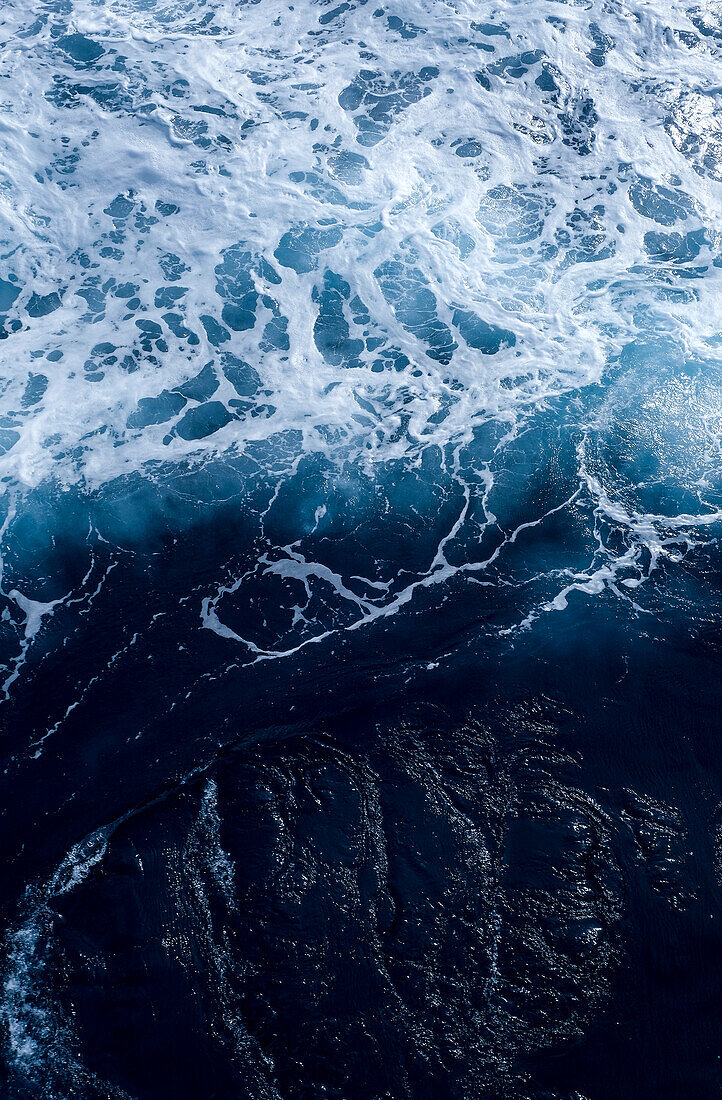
[0, 0, 722, 1096]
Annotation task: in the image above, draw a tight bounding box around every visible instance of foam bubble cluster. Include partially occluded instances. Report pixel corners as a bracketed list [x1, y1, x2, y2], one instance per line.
[0, 0, 718, 493]
[0, 0, 720, 673]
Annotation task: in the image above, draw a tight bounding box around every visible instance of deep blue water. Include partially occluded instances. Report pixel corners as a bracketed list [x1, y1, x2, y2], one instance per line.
[1, 0, 722, 1096]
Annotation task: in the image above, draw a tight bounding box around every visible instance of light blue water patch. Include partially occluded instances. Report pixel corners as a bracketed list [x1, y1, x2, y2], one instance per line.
[313, 271, 365, 369]
[375, 262, 456, 364]
[127, 391, 187, 430]
[588, 23, 614, 68]
[452, 309, 516, 355]
[58, 34, 105, 65]
[274, 225, 343, 274]
[338, 67, 439, 146]
[627, 176, 695, 226]
[174, 401, 236, 441]
[222, 355, 260, 398]
[0, 279, 21, 312]
[200, 315, 231, 346]
[26, 292, 63, 318]
[175, 363, 219, 402]
[22, 375, 49, 408]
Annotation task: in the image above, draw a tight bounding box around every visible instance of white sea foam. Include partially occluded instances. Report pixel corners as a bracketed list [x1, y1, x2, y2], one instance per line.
[0, 0, 719, 673]
[0, 825, 137, 1099]
[0, 4, 721, 1085]
[0, 0, 718, 493]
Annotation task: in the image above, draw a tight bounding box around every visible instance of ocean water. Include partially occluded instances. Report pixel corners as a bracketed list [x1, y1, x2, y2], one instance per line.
[0, 0, 722, 1095]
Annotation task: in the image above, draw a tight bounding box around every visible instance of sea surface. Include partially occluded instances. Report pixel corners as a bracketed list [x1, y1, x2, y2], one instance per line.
[0, 0, 721, 1096]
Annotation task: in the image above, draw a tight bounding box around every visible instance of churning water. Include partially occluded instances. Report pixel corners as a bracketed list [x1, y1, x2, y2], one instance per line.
[0, 0, 722, 1095]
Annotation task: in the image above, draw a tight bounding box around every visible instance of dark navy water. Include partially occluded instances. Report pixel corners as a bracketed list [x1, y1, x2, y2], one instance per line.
[1, 0, 722, 1096]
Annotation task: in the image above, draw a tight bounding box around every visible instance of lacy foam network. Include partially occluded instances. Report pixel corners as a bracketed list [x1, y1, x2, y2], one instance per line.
[0, 0, 721, 649]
